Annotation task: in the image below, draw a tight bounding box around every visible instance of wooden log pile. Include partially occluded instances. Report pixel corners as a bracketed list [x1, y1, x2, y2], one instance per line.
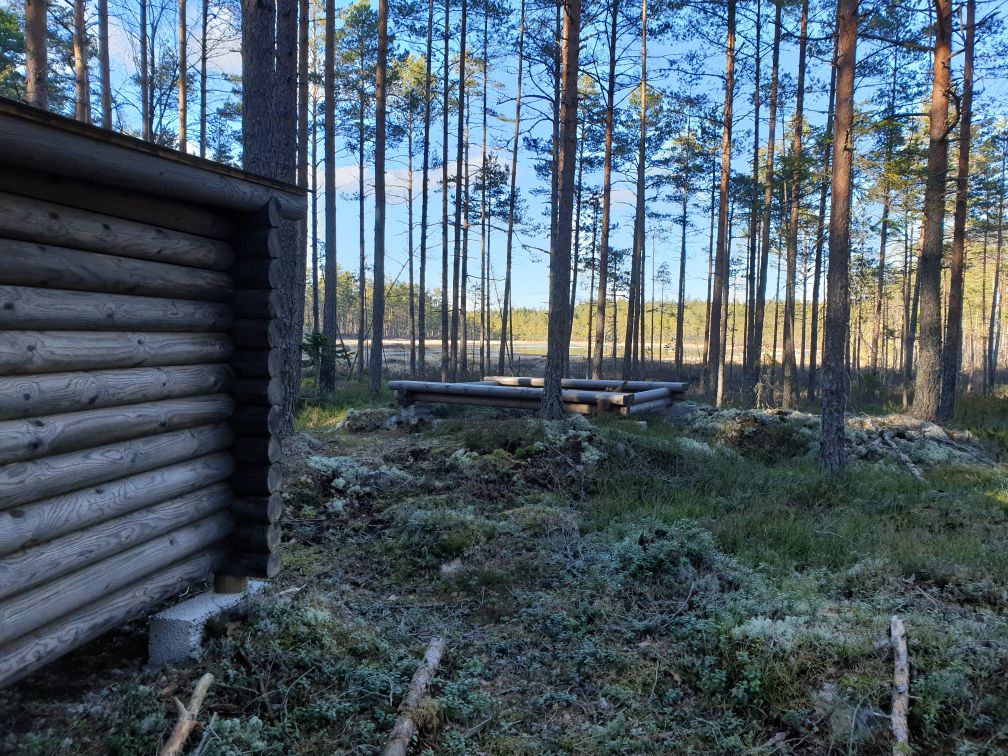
[389, 377, 687, 417]
[0, 99, 304, 687]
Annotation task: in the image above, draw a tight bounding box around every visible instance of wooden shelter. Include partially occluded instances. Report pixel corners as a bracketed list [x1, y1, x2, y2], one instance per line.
[0, 100, 305, 686]
[390, 377, 687, 416]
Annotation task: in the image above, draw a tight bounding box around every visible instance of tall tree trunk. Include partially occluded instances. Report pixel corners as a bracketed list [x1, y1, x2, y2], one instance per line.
[408, 120, 417, 376]
[591, 0, 618, 380]
[369, 0, 388, 392]
[356, 122, 366, 381]
[586, 195, 598, 373]
[98, 0, 112, 125]
[450, 0, 468, 379]
[623, 0, 647, 380]
[781, 0, 807, 406]
[319, 0, 338, 393]
[912, 0, 952, 421]
[871, 52, 898, 374]
[141, 0, 149, 139]
[73, 0, 91, 123]
[675, 117, 691, 370]
[938, 0, 975, 419]
[418, 0, 434, 377]
[745, 0, 781, 400]
[297, 0, 308, 185]
[25, 0, 48, 109]
[440, 0, 451, 381]
[807, 30, 837, 400]
[311, 72, 320, 334]
[479, 0, 488, 376]
[199, 0, 208, 156]
[745, 0, 761, 375]
[706, 0, 736, 404]
[500, 0, 524, 374]
[542, 0, 581, 419]
[819, 0, 858, 474]
[988, 157, 1005, 391]
[178, 0, 187, 148]
[460, 91, 470, 374]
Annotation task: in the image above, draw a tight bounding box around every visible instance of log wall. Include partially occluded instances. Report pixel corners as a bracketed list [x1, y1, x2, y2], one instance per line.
[0, 98, 304, 686]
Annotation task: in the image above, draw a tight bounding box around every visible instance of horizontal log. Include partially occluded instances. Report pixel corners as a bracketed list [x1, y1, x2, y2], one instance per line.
[0, 423, 234, 509]
[404, 391, 596, 416]
[231, 348, 284, 378]
[232, 377, 284, 407]
[231, 522, 281, 553]
[0, 364, 233, 421]
[231, 436, 282, 465]
[219, 551, 280, 579]
[0, 191, 234, 270]
[232, 319, 283, 349]
[232, 464, 282, 495]
[0, 331, 233, 375]
[231, 494, 282, 523]
[625, 398, 676, 415]
[231, 259, 282, 289]
[0, 285, 233, 332]
[483, 376, 689, 393]
[0, 101, 306, 219]
[0, 239, 233, 301]
[234, 228, 281, 260]
[0, 546, 227, 687]
[625, 387, 673, 405]
[231, 289, 282, 319]
[0, 483, 232, 601]
[231, 405, 283, 436]
[0, 166, 238, 240]
[0, 394, 234, 465]
[0, 453, 234, 556]
[0, 511, 233, 645]
[389, 380, 633, 406]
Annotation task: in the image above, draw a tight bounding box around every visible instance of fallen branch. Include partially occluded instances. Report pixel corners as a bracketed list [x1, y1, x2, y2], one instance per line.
[382, 638, 446, 756]
[890, 616, 910, 754]
[880, 430, 924, 481]
[159, 672, 215, 756]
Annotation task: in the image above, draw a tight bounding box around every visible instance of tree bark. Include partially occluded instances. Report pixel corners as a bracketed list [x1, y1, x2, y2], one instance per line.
[440, 0, 450, 381]
[418, 0, 434, 377]
[938, 0, 975, 420]
[73, 0, 91, 123]
[199, 0, 208, 156]
[911, 0, 952, 421]
[623, 0, 647, 380]
[542, 0, 581, 420]
[141, 0, 149, 139]
[178, 0, 187, 149]
[819, 0, 858, 474]
[25, 0, 48, 109]
[369, 0, 388, 392]
[500, 0, 525, 374]
[674, 116, 691, 371]
[98, 0, 112, 125]
[450, 0, 467, 379]
[318, 0, 339, 394]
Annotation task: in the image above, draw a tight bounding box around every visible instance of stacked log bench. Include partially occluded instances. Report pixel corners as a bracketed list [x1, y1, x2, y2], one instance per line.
[0, 99, 304, 686]
[390, 377, 687, 416]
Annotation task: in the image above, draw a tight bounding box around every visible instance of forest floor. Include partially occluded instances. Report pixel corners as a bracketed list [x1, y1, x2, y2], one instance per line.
[2, 387, 1008, 754]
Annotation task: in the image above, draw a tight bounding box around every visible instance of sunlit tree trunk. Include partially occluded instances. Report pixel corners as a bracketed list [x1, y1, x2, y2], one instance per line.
[178, 0, 187, 148]
[25, 0, 48, 109]
[440, 0, 451, 381]
[500, 0, 525, 374]
[98, 0, 112, 125]
[73, 0, 91, 123]
[319, 0, 339, 393]
[449, 0, 467, 379]
[418, 0, 434, 377]
[675, 118, 691, 371]
[369, 0, 388, 392]
[199, 0, 208, 156]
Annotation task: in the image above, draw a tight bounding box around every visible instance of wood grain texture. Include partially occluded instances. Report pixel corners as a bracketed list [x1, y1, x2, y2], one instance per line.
[0, 365, 234, 421]
[0, 240, 233, 301]
[0, 102, 306, 219]
[0, 453, 234, 556]
[0, 394, 234, 464]
[0, 191, 234, 269]
[0, 166, 238, 240]
[0, 423, 233, 509]
[0, 511, 233, 645]
[0, 331, 233, 375]
[231, 494, 282, 523]
[0, 285, 233, 332]
[0, 547, 227, 687]
[0, 483, 232, 600]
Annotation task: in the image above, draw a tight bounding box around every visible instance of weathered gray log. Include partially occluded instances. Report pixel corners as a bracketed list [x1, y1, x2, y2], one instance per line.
[231, 259, 282, 290]
[231, 522, 281, 552]
[403, 391, 595, 416]
[0, 453, 234, 556]
[624, 387, 673, 405]
[231, 406, 283, 436]
[0, 395, 234, 465]
[382, 638, 447, 756]
[232, 465, 282, 495]
[231, 289, 281, 319]
[230, 495, 282, 523]
[0, 190, 234, 269]
[231, 436, 282, 465]
[0, 423, 233, 509]
[891, 616, 910, 752]
[234, 228, 281, 260]
[483, 376, 689, 393]
[0, 331, 233, 375]
[0, 240, 233, 301]
[231, 349, 283, 378]
[219, 551, 280, 578]
[0, 483, 232, 600]
[0, 511, 233, 645]
[0, 547, 227, 687]
[0, 166, 238, 240]
[232, 319, 283, 349]
[388, 380, 631, 406]
[0, 285, 233, 332]
[0, 101, 306, 219]
[232, 377, 284, 407]
[0, 365, 233, 421]
[625, 398, 675, 415]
